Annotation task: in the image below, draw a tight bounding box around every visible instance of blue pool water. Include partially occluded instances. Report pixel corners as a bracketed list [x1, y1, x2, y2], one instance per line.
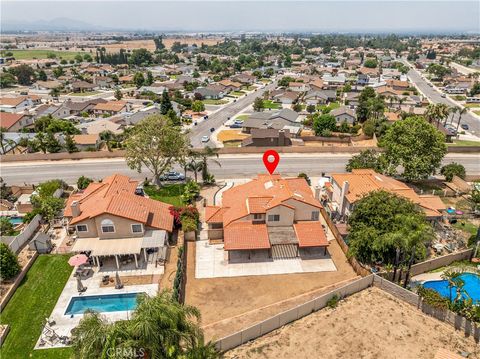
[423, 273, 480, 303]
[1, 216, 23, 225]
[65, 292, 144, 315]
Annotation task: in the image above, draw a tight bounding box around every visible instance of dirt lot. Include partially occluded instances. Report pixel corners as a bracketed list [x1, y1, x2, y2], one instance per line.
[102, 37, 222, 52]
[224, 287, 480, 359]
[185, 238, 358, 340]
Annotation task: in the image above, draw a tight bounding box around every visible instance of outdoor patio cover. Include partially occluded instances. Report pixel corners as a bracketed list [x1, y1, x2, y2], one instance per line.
[71, 237, 143, 256]
[141, 229, 167, 248]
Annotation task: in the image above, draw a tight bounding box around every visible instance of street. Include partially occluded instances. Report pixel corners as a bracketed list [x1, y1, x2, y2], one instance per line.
[1, 153, 479, 185]
[405, 64, 480, 134]
[189, 80, 278, 147]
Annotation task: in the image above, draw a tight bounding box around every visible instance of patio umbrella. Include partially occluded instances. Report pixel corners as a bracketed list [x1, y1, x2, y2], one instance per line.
[68, 254, 89, 267]
[76, 276, 85, 292]
[115, 271, 123, 289]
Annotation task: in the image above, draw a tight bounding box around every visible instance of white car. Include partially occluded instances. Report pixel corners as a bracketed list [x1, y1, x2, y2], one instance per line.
[201, 135, 210, 143]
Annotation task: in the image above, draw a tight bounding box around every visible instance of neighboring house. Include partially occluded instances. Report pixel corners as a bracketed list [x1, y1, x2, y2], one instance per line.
[34, 103, 71, 119]
[32, 80, 63, 92]
[325, 169, 445, 221]
[93, 76, 114, 89]
[93, 101, 129, 116]
[357, 74, 370, 86]
[344, 92, 361, 107]
[217, 79, 242, 92]
[303, 90, 336, 105]
[0, 112, 34, 132]
[308, 78, 325, 91]
[66, 174, 174, 269]
[205, 174, 329, 261]
[194, 86, 225, 100]
[385, 79, 409, 91]
[288, 82, 309, 92]
[322, 73, 346, 87]
[330, 106, 356, 124]
[272, 91, 298, 104]
[122, 106, 162, 126]
[243, 108, 300, 133]
[76, 119, 123, 135]
[72, 134, 102, 150]
[64, 99, 107, 116]
[242, 129, 292, 147]
[0, 96, 40, 113]
[232, 73, 256, 85]
[71, 81, 98, 93]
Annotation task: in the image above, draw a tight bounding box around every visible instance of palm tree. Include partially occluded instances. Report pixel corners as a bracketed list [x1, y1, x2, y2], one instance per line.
[198, 146, 221, 183]
[99, 130, 114, 152]
[456, 107, 468, 132]
[71, 291, 218, 359]
[441, 269, 463, 302]
[187, 159, 203, 183]
[448, 106, 459, 126]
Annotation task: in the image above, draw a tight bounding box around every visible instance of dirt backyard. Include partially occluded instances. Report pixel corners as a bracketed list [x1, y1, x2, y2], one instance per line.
[224, 287, 480, 359]
[185, 239, 358, 340]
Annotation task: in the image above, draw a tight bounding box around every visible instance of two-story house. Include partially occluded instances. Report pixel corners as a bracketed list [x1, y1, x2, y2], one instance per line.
[205, 174, 329, 261]
[325, 169, 445, 222]
[66, 174, 174, 269]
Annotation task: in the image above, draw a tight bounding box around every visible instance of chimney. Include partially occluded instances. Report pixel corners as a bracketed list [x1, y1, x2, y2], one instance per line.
[71, 201, 81, 217]
[339, 181, 349, 216]
[278, 130, 285, 146]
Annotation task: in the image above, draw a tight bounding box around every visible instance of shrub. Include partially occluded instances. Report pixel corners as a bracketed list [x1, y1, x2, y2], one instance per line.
[298, 173, 311, 185]
[181, 217, 197, 233]
[0, 242, 21, 280]
[0, 217, 15, 236]
[326, 294, 340, 309]
[77, 176, 93, 190]
[440, 163, 466, 182]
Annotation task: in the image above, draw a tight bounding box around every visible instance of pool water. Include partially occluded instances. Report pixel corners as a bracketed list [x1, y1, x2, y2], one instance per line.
[65, 292, 144, 315]
[423, 273, 480, 304]
[1, 216, 23, 225]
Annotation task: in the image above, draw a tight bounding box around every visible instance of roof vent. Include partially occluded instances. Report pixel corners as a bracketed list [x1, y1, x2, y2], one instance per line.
[264, 181, 273, 189]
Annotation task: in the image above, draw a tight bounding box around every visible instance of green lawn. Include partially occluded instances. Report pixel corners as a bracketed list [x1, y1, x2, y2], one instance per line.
[0, 255, 73, 359]
[242, 85, 256, 91]
[231, 91, 246, 97]
[464, 103, 480, 108]
[317, 102, 340, 113]
[262, 100, 282, 110]
[452, 220, 478, 236]
[144, 184, 185, 207]
[67, 91, 101, 97]
[474, 110, 480, 116]
[235, 114, 250, 121]
[202, 99, 228, 105]
[448, 140, 480, 146]
[1, 50, 86, 61]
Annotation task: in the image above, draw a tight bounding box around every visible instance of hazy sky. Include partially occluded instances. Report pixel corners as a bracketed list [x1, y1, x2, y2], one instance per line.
[2, 1, 479, 33]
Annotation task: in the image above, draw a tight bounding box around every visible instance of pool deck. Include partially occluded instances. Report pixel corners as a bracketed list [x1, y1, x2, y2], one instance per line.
[34, 263, 161, 350]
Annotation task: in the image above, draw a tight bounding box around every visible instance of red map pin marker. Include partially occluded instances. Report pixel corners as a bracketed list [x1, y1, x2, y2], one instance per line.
[263, 150, 280, 175]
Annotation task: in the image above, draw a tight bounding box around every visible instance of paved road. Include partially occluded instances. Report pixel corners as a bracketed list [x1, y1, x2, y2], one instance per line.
[1, 153, 479, 185]
[405, 62, 480, 134]
[189, 80, 278, 147]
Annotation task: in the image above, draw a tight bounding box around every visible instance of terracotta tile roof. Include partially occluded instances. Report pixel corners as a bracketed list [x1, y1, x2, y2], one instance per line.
[294, 221, 329, 247]
[205, 206, 229, 223]
[331, 169, 444, 217]
[72, 134, 99, 145]
[66, 174, 173, 231]
[221, 174, 322, 226]
[0, 112, 27, 129]
[93, 101, 127, 112]
[224, 222, 271, 250]
[0, 96, 29, 107]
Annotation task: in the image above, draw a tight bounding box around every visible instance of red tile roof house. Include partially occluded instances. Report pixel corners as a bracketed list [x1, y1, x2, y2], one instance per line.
[92, 101, 129, 116]
[66, 174, 174, 269]
[205, 174, 329, 262]
[0, 112, 34, 132]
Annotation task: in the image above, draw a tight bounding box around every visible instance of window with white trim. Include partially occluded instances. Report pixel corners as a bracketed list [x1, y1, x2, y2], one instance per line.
[76, 224, 88, 232]
[101, 219, 115, 233]
[132, 224, 143, 233]
[268, 214, 280, 222]
[253, 213, 263, 220]
[311, 211, 320, 221]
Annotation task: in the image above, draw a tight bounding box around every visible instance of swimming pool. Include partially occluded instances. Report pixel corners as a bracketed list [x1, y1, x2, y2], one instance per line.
[65, 292, 144, 315]
[423, 273, 480, 303]
[0, 216, 23, 225]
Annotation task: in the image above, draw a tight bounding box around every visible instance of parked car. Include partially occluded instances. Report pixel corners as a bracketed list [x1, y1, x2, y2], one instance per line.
[204, 115, 209, 120]
[160, 171, 185, 181]
[461, 124, 469, 130]
[229, 123, 243, 128]
[201, 135, 210, 143]
[210, 127, 215, 132]
[441, 93, 446, 98]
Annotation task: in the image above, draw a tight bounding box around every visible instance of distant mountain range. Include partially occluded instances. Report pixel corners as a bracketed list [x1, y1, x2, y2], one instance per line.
[2, 17, 107, 32]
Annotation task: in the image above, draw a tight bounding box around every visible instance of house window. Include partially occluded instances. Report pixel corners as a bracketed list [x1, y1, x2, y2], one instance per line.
[268, 214, 280, 222]
[132, 224, 143, 233]
[101, 219, 115, 233]
[311, 211, 320, 221]
[253, 213, 263, 220]
[76, 224, 88, 232]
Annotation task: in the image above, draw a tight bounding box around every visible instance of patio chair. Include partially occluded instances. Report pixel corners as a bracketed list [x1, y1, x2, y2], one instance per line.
[45, 317, 56, 326]
[102, 275, 110, 284]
